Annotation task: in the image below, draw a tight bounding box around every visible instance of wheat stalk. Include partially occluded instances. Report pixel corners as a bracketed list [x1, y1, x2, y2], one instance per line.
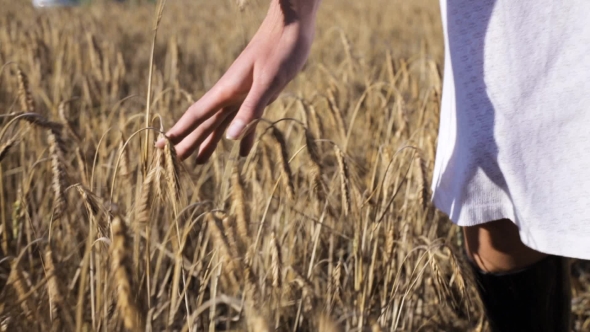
[142, 0, 168, 175]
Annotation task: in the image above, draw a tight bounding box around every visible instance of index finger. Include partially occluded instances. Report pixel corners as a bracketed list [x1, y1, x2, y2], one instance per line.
[163, 84, 238, 146]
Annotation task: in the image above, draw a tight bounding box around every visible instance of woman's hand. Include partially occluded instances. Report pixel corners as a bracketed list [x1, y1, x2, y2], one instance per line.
[156, 1, 319, 162]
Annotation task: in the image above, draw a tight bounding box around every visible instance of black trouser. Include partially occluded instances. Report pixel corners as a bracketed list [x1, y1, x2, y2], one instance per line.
[470, 255, 571, 332]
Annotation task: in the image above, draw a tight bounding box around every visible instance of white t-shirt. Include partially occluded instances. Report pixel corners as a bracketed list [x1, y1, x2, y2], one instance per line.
[432, 0, 590, 259]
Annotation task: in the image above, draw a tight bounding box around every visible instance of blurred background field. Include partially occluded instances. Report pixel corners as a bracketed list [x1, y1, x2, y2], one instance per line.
[0, 0, 589, 331]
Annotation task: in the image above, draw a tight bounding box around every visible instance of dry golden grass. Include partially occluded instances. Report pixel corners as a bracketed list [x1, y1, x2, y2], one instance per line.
[0, 0, 589, 331]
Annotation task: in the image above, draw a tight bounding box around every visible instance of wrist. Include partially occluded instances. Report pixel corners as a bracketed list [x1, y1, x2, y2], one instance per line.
[267, 0, 321, 26]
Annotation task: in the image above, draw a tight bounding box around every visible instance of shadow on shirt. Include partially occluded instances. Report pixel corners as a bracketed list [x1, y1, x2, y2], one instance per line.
[436, 0, 515, 225]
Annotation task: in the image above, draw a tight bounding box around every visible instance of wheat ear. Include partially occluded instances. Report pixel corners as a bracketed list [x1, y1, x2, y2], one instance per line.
[305, 129, 324, 201]
[7, 261, 34, 318]
[111, 215, 145, 332]
[45, 247, 73, 330]
[118, 134, 132, 182]
[221, 214, 240, 261]
[76, 185, 107, 236]
[334, 145, 350, 216]
[384, 226, 395, 270]
[242, 255, 270, 332]
[163, 135, 181, 203]
[135, 167, 156, 229]
[207, 212, 239, 288]
[318, 313, 343, 332]
[0, 137, 16, 163]
[45, 249, 63, 314]
[331, 258, 342, 307]
[429, 253, 450, 304]
[236, 0, 248, 10]
[230, 163, 250, 244]
[245, 307, 271, 332]
[16, 68, 35, 113]
[270, 229, 282, 289]
[48, 128, 68, 218]
[448, 247, 468, 303]
[153, 138, 166, 200]
[270, 127, 295, 199]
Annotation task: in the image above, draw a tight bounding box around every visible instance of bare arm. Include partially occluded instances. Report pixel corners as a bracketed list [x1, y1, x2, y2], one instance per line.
[156, 0, 322, 162]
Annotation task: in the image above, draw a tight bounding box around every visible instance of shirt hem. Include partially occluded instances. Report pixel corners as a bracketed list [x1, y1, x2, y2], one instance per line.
[432, 191, 590, 260]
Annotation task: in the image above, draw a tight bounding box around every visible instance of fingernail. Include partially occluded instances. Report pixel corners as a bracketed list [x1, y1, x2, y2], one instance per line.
[226, 120, 245, 140]
[154, 138, 166, 148]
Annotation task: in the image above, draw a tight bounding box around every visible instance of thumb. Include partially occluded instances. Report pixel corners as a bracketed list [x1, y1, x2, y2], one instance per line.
[226, 81, 274, 140]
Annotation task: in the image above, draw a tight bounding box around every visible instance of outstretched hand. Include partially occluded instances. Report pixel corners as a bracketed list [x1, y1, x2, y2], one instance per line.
[156, 4, 316, 163]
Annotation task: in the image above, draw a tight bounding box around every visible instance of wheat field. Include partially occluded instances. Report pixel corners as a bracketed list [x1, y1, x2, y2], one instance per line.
[0, 0, 589, 331]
